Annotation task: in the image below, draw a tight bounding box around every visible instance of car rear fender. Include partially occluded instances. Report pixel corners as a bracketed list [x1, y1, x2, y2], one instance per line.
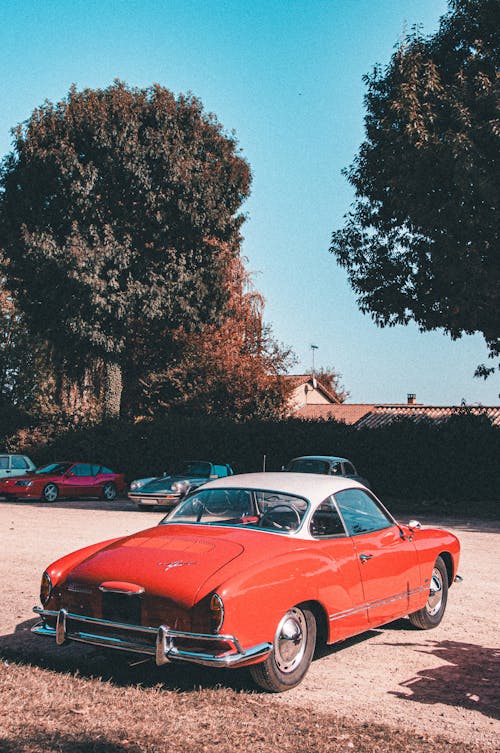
[198, 549, 357, 649]
[43, 536, 125, 599]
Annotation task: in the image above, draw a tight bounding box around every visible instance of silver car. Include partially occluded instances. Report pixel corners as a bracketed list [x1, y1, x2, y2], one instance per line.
[0, 453, 36, 480]
[284, 455, 370, 488]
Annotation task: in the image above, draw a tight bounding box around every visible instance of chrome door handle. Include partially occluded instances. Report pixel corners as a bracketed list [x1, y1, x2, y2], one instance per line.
[359, 554, 373, 562]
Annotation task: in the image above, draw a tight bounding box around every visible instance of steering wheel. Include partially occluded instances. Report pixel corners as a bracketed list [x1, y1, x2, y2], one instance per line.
[260, 504, 301, 531]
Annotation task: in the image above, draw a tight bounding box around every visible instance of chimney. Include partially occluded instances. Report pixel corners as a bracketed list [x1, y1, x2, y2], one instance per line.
[407, 393, 416, 405]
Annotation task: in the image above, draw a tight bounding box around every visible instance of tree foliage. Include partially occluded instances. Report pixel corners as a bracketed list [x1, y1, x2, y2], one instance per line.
[0, 252, 47, 409]
[0, 81, 251, 415]
[315, 367, 350, 403]
[330, 0, 499, 381]
[136, 257, 296, 420]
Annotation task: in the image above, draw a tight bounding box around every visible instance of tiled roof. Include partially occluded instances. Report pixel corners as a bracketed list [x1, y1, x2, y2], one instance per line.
[283, 374, 312, 389]
[355, 404, 500, 428]
[293, 402, 500, 427]
[294, 404, 375, 423]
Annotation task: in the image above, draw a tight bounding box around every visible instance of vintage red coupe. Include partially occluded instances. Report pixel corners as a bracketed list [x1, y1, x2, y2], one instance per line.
[0, 461, 126, 502]
[32, 473, 461, 691]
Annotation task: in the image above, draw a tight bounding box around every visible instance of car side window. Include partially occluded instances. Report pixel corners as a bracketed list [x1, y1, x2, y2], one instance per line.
[73, 464, 93, 477]
[11, 456, 28, 469]
[213, 465, 229, 478]
[335, 488, 392, 536]
[310, 496, 346, 537]
[0, 456, 9, 469]
[330, 462, 342, 475]
[343, 462, 356, 475]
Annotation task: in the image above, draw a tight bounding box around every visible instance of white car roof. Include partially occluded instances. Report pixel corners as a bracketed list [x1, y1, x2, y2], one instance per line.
[199, 472, 365, 506]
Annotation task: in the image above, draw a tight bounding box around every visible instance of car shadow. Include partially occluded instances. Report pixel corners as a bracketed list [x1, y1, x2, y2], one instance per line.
[382, 638, 500, 720]
[0, 617, 256, 693]
[0, 615, 416, 695]
[3, 618, 499, 718]
[314, 628, 384, 659]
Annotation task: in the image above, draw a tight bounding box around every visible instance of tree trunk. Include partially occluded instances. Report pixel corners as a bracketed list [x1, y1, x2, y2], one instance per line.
[103, 361, 122, 419]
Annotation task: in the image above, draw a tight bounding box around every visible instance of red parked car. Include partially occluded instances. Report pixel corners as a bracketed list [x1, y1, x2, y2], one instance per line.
[0, 461, 125, 502]
[32, 472, 461, 691]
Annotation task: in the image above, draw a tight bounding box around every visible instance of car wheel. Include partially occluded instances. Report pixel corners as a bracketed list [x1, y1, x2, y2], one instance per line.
[102, 481, 117, 501]
[249, 605, 316, 692]
[42, 483, 58, 503]
[409, 556, 448, 629]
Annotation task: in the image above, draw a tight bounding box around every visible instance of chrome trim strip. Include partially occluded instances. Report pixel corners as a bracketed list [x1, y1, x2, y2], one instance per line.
[328, 585, 429, 622]
[32, 606, 271, 668]
[99, 585, 145, 595]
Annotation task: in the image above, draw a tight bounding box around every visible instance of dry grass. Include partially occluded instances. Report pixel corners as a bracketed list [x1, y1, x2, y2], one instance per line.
[0, 658, 485, 753]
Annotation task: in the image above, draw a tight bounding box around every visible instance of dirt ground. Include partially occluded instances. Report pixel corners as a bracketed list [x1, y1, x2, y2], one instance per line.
[0, 498, 498, 749]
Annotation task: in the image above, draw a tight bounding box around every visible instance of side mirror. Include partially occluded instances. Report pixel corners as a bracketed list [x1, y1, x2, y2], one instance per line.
[408, 519, 422, 529]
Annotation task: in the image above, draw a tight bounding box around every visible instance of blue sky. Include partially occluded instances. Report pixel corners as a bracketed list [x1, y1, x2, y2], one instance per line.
[1, 0, 497, 405]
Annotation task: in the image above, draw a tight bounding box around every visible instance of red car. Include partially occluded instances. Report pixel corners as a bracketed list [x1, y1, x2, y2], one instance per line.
[0, 461, 125, 502]
[32, 472, 461, 691]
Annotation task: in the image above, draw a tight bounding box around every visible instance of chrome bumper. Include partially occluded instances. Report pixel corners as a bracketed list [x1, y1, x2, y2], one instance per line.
[32, 607, 271, 668]
[128, 494, 180, 506]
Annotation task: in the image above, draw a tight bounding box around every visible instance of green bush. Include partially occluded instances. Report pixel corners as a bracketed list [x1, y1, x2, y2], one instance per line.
[7, 411, 499, 511]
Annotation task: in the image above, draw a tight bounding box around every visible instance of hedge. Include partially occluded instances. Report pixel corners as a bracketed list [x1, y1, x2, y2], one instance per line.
[2, 411, 499, 511]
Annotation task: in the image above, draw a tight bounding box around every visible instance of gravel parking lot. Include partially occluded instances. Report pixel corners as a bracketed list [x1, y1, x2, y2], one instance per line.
[0, 498, 498, 749]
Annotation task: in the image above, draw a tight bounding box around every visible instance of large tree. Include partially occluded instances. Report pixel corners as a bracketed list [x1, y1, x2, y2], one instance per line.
[0, 81, 251, 416]
[330, 0, 499, 381]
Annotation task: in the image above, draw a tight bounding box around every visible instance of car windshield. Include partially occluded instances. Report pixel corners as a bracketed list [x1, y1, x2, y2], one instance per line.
[35, 462, 73, 475]
[286, 459, 331, 474]
[162, 487, 309, 533]
[170, 461, 212, 478]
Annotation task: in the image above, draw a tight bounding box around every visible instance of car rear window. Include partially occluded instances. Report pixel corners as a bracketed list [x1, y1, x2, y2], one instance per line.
[286, 459, 330, 474]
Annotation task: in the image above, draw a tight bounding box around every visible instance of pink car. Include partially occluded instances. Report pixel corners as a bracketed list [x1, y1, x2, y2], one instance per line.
[0, 461, 125, 502]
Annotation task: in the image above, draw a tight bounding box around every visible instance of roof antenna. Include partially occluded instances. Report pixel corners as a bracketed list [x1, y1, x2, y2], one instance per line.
[311, 345, 318, 389]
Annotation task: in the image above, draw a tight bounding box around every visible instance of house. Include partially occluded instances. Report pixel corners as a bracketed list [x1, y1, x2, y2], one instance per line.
[285, 375, 500, 427]
[284, 374, 341, 413]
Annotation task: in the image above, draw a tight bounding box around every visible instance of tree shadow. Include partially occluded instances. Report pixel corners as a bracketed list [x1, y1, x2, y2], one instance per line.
[386, 639, 500, 720]
[0, 728, 143, 753]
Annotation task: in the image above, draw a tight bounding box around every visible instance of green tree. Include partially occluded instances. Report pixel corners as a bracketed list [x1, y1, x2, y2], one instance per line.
[330, 0, 499, 382]
[0, 81, 251, 417]
[0, 253, 45, 410]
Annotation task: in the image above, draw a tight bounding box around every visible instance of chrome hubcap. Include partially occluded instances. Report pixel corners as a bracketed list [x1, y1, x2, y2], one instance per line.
[426, 568, 443, 616]
[274, 608, 307, 673]
[104, 485, 115, 500]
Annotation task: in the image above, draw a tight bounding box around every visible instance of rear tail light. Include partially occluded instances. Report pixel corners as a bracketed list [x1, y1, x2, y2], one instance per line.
[209, 593, 224, 633]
